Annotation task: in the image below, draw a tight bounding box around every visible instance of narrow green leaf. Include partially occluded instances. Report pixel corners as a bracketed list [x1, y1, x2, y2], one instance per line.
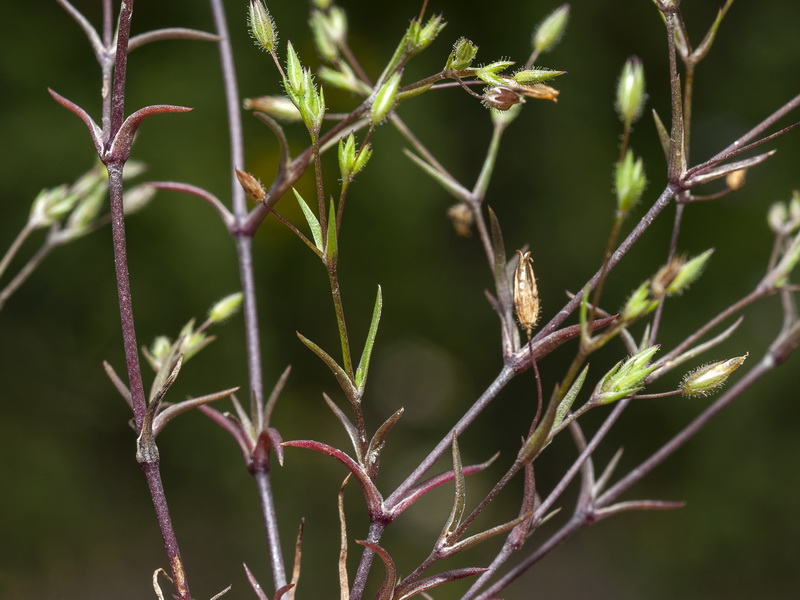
[355, 285, 383, 392]
[488, 207, 508, 289]
[297, 332, 356, 396]
[293, 187, 323, 250]
[326, 197, 338, 261]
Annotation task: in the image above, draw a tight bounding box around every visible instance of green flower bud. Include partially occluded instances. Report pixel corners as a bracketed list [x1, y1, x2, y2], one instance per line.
[447, 37, 478, 71]
[616, 57, 646, 127]
[248, 0, 277, 53]
[338, 133, 372, 183]
[595, 345, 660, 405]
[29, 185, 77, 229]
[208, 292, 244, 324]
[150, 336, 173, 364]
[63, 184, 106, 239]
[768, 201, 788, 234]
[533, 4, 570, 55]
[406, 14, 445, 55]
[243, 95, 302, 122]
[371, 72, 401, 124]
[512, 68, 566, 85]
[615, 150, 647, 216]
[680, 355, 748, 397]
[621, 280, 659, 322]
[664, 249, 713, 296]
[310, 7, 347, 62]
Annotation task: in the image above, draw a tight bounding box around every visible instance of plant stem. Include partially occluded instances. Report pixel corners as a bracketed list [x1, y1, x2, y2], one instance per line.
[209, 0, 287, 589]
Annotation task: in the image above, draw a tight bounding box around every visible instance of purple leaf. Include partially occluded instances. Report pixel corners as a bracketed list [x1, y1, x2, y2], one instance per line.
[108, 104, 193, 162]
[48, 88, 103, 155]
[282, 440, 384, 519]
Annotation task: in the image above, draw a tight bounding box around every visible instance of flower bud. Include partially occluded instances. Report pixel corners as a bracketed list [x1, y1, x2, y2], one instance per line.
[208, 292, 244, 324]
[406, 14, 445, 55]
[615, 150, 647, 216]
[447, 37, 478, 71]
[371, 72, 401, 124]
[532, 4, 570, 55]
[310, 8, 346, 62]
[621, 280, 659, 322]
[512, 68, 566, 85]
[243, 95, 302, 122]
[63, 184, 105, 238]
[236, 170, 266, 202]
[28, 185, 76, 229]
[338, 133, 372, 183]
[681, 355, 748, 397]
[595, 345, 659, 405]
[662, 249, 713, 296]
[616, 57, 646, 127]
[248, 0, 277, 53]
[150, 336, 173, 365]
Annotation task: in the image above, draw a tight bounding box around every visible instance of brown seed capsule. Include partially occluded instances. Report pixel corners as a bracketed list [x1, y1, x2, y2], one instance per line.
[514, 249, 540, 338]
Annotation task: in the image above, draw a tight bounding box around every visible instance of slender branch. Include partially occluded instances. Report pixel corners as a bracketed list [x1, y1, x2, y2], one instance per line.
[209, 0, 286, 590]
[0, 233, 55, 311]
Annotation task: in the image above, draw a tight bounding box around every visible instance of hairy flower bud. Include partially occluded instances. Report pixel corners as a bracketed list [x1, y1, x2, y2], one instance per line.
[595, 345, 660, 405]
[371, 72, 401, 124]
[248, 0, 277, 52]
[533, 4, 570, 55]
[616, 57, 646, 127]
[615, 150, 647, 216]
[236, 170, 266, 202]
[447, 37, 479, 71]
[243, 95, 302, 122]
[338, 133, 372, 183]
[681, 355, 748, 397]
[208, 293, 244, 324]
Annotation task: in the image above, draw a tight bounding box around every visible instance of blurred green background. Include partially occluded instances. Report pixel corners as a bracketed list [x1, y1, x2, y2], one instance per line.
[1, 1, 799, 599]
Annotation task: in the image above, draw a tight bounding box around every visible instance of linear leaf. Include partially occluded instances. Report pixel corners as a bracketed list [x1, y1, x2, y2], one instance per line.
[293, 187, 323, 250]
[355, 285, 383, 392]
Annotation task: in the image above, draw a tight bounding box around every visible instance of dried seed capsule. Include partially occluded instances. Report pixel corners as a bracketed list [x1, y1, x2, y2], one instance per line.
[514, 249, 540, 338]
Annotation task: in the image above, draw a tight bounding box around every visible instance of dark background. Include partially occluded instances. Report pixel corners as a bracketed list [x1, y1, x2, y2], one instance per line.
[1, 1, 799, 599]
